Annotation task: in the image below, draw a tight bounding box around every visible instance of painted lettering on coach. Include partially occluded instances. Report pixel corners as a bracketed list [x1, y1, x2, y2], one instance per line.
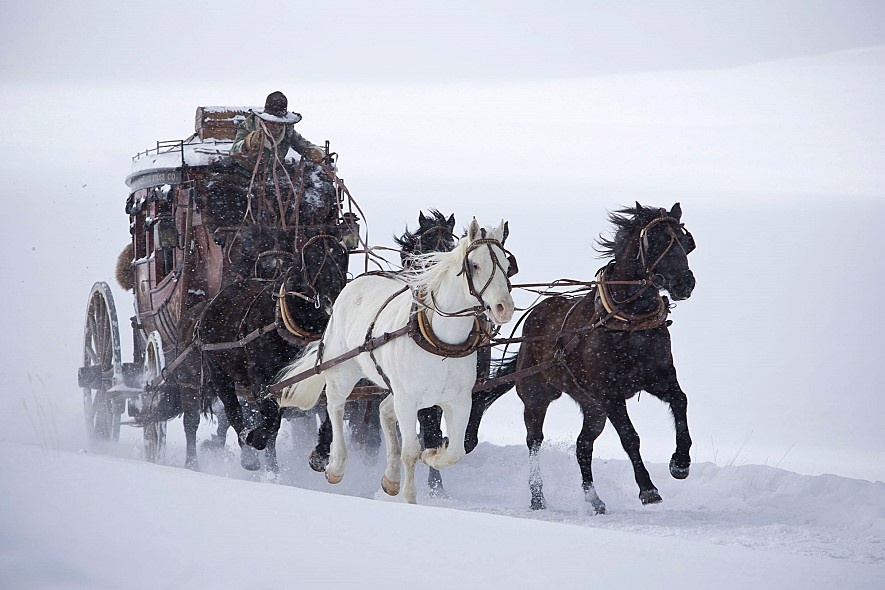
[126, 169, 182, 191]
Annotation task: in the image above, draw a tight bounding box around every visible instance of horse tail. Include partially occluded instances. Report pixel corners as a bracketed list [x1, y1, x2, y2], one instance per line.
[465, 353, 518, 453]
[277, 341, 325, 410]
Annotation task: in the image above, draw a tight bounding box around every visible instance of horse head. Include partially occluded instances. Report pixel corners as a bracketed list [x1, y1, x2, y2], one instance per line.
[463, 218, 515, 325]
[599, 202, 697, 301]
[395, 210, 457, 266]
[297, 233, 349, 317]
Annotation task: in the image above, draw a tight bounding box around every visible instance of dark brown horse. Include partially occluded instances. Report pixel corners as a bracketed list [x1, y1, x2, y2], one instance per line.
[173, 225, 349, 472]
[467, 202, 696, 512]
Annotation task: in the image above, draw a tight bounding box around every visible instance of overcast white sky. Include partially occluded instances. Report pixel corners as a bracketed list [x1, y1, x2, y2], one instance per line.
[2, 0, 885, 84]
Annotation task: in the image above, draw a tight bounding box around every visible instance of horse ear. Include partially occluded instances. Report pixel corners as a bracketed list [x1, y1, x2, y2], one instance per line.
[501, 220, 509, 244]
[468, 218, 481, 242]
[635, 201, 643, 214]
[446, 213, 456, 231]
[670, 202, 682, 220]
[418, 211, 428, 227]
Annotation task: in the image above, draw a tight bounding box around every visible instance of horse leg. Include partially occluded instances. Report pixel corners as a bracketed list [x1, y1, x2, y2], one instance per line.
[379, 395, 401, 496]
[519, 378, 558, 510]
[418, 406, 446, 496]
[255, 396, 282, 475]
[201, 396, 229, 450]
[606, 398, 661, 504]
[324, 375, 358, 484]
[393, 394, 422, 504]
[206, 358, 260, 471]
[182, 388, 201, 471]
[421, 399, 468, 471]
[647, 376, 692, 480]
[576, 403, 607, 514]
[310, 408, 332, 473]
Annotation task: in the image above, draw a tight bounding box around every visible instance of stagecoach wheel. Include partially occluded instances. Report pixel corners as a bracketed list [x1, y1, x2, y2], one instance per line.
[142, 332, 167, 463]
[80, 282, 123, 442]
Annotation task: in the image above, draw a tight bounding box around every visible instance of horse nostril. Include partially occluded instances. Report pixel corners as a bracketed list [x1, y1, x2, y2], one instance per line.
[495, 303, 505, 317]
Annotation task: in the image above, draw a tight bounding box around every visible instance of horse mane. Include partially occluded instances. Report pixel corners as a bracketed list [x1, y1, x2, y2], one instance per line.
[393, 209, 449, 252]
[595, 204, 658, 260]
[399, 233, 470, 295]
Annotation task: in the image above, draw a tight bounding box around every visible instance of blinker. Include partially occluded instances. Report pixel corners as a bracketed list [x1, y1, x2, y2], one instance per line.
[506, 252, 519, 278]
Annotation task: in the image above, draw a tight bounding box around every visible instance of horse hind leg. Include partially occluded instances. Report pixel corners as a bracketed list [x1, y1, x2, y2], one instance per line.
[576, 403, 607, 514]
[519, 378, 559, 510]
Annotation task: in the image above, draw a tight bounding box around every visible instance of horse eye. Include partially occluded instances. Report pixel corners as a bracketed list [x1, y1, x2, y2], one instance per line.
[472, 262, 480, 271]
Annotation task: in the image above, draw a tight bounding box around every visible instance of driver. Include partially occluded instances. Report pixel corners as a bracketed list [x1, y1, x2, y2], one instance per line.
[230, 91, 325, 168]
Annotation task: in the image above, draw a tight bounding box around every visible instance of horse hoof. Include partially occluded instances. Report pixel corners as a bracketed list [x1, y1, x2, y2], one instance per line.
[245, 429, 268, 451]
[639, 489, 663, 505]
[670, 458, 690, 479]
[240, 446, 261, 471]
[530, 496, 547, 511]
[381, 475, 400, 496]
[309, 450, 329, 473]
[325, 469, 343, 484]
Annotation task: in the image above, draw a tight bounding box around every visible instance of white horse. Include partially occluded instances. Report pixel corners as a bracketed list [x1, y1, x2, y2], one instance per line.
[277, 219, 515, 503]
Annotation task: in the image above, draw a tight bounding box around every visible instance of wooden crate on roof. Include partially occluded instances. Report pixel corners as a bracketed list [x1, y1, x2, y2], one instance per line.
[194, 106, 253, 141]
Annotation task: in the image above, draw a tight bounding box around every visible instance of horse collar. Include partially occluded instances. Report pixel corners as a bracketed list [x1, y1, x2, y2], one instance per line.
[410, 301, 486, 358]
[277, 281, 323, 344]
[595, 265, 669, 332]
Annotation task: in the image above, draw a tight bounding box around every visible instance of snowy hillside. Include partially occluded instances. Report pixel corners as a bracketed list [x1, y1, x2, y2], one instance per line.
[2, 430, 883, 589]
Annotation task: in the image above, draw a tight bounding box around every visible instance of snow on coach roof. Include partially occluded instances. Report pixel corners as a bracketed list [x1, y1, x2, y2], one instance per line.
[125, 106, 256, 191]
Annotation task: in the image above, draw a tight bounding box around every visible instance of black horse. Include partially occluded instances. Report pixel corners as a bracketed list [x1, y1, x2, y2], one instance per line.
[466, 202, 696, 512]
[175, 225, 349, 472]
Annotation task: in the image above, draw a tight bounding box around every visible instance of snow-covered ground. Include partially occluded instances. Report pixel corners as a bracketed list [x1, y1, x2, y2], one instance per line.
[2, 419, 883, 589]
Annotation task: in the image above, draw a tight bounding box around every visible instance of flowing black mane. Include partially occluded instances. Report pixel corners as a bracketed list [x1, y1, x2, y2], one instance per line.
[393, 209, 450, 254]
[595, 203, 660, 260]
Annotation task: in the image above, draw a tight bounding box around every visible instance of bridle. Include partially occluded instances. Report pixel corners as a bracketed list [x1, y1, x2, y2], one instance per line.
[595, 210, 694, 326]
[637, 211, 695, 284]
[414, 225, 455, 256]
[461, 237, 518, 311]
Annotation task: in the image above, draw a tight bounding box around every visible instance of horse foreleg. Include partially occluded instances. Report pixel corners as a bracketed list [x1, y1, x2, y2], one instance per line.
[310, 409, 332, 473]
[576, 404, 607, 514]
[648, 379, 692, 480]
[422, 399, 468, 471]
[379, 395, 401, 496]
[418, 406, 445, 496]
[256, 397, 282, 476]
[182, 390, 201, 471]
[324, 376, 355, 484]
[606, 398, 661, 504]
[393, 395, 421, 504]
[522, 393, 553, 511]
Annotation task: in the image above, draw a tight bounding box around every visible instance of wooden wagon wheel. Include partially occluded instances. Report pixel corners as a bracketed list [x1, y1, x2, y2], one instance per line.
[79, 282, 123, 442]
[142, 332, 167, 463]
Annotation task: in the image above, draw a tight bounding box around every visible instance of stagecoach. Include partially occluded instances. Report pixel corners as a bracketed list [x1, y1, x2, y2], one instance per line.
[77, 105, 361, 461]
[76, 102, 698, 509]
